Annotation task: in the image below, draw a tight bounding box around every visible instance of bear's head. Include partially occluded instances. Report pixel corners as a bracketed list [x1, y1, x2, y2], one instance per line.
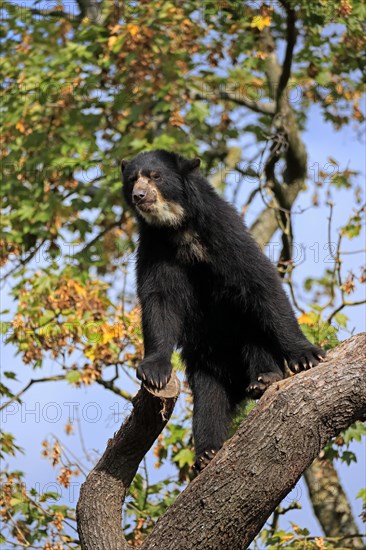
[121, 150, 200, 227]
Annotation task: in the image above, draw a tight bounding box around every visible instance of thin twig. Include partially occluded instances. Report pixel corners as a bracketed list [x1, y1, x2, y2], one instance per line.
[1, 239, 46, 285]
[76, 407, 92, 463]
[95, 377, 133, 401]
[194, 92, 275, 115]
[0, 375, 65, 412]
[77, 216, 124, 260]
[327, 300, 366, 325]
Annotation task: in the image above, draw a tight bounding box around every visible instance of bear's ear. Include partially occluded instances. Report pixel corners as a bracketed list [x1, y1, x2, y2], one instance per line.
[121, 159, 129, 173]
[188, 157, 201, 172]
[180, 157, 201, 173]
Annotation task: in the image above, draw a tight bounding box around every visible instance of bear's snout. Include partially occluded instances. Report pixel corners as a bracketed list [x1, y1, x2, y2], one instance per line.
[132, 182, 157, 206]
[132, 185, 148, 203]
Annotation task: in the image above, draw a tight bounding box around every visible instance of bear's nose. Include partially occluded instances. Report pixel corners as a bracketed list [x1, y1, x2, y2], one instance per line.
[132, 187, 147, 203]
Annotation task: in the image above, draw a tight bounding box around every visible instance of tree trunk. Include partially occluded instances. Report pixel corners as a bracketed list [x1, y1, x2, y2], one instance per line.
[77, 334, 366, 550]
[304, 458, 365, 549]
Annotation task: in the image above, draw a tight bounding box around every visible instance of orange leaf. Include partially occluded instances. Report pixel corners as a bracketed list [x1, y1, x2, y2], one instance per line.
[298, 312, 314, 326]
[16, 121, 26, 134]
[126, 23, 139, 37]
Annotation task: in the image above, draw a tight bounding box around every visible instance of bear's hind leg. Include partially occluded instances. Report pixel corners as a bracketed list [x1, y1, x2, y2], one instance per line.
[188, 369, 232, 473]
[243, 344, 284, 400]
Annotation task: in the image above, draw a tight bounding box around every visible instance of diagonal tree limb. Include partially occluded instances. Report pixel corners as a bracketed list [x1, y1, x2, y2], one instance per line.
[139, 334, 366, 550]
[216, 90, 276, 115]
[77, 334, 366, 550]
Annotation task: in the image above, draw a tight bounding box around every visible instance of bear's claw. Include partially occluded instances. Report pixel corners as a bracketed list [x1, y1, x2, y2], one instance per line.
[137, 359, 172, 390]
[287, 346, 325, 374]
[193, 449, 217, 474]
[246, 371, 283, 399]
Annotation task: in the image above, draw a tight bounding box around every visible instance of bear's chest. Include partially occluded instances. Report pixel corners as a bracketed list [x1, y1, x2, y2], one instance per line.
[173, 229, 207, 264]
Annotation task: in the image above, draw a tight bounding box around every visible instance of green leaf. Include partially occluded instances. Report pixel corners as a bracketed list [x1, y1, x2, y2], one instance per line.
[334, 313, 348, 328]
[343, 422, 366, 444]
[173, 448, 194, 468]
[0, 322, 10, 335]
[3, 371, 17, 380]
[40, 491, 61, 501]
[341, 451, 356, 465]
[66, 371, 81, 384]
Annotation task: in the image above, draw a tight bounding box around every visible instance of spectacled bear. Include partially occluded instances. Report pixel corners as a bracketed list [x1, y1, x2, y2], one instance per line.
[121, 150, 324, 472]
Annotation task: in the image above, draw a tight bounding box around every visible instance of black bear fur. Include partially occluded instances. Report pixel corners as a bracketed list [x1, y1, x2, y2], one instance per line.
[121, 150, 324, 470]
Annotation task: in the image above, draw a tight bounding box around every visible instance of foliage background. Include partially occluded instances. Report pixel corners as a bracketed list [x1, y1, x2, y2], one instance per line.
[1, 0, 365, 548]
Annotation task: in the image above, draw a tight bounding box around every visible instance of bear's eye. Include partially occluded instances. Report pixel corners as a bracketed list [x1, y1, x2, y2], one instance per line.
[150, 171, 161, 180]
[129, 171, 138, 183]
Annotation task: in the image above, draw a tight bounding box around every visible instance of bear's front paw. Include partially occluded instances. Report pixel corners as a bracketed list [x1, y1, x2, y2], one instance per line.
[137, 357, 172, 390]
[287, 345, 325, 374]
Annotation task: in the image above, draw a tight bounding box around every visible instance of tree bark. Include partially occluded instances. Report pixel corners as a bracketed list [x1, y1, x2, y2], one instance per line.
[77, 334, 366, 550]
[76, 374, 180, 550]
[304, 458, 365, 549]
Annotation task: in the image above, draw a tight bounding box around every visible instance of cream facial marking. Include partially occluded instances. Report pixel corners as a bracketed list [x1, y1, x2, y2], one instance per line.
[133, 174, 185, 227]
[137, 197, 185, 227]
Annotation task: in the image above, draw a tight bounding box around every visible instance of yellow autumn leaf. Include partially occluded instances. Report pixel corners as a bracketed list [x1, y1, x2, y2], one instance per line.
[108, 36, 118, 49]
[126, 23, 139, 37]
[100, 322, 124, 344]
[101, 323, 116, 344]
[251, 77, 264, 87]
[72, 281, 87, 296]
[298, 312, 314, 326]
[84, 347, 97, 361]
[250, 15, 271, 31]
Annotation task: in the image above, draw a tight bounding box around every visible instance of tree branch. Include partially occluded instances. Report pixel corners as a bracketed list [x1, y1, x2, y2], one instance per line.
[194, 92, 275, 115]
[140, 334, 365, 549]
[250, 113, 307, 249]
[77, 334, 366, 550]
[276, 1, 297, 109]
[95, 377, 133, 401]
[0, 375, 65, 412]
[76, 373, 181, 550]
[29, 8, 77, 22]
